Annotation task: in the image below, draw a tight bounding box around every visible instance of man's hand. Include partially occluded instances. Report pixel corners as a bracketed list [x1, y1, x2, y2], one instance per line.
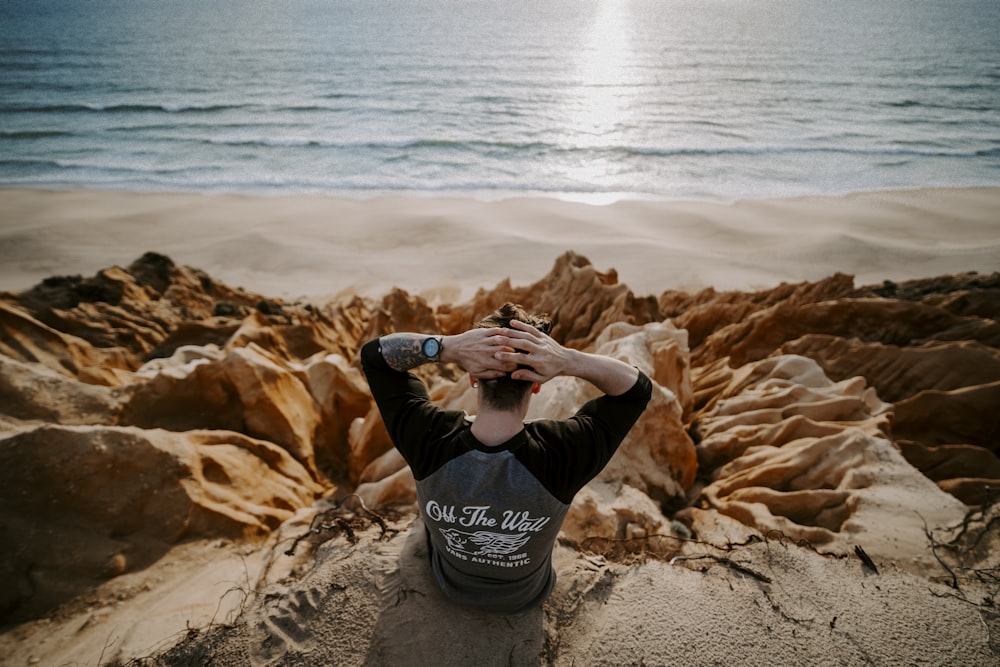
[495, 320, 639, 396]
[492, 319, 570, 384]
[441, 328, 519, 379]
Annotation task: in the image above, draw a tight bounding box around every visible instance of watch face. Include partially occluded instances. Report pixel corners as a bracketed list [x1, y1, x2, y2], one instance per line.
[423, 337, 440, 358]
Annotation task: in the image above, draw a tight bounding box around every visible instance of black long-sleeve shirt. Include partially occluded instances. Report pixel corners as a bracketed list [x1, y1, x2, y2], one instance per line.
[360, 338, 651, 612]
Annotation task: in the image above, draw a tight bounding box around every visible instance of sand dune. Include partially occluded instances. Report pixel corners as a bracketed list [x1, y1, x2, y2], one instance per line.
[1, 187, 998, 302]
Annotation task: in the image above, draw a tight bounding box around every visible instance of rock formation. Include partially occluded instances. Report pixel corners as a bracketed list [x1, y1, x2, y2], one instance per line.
[1, 250, 998, 628]
[0, 425, 321, 623]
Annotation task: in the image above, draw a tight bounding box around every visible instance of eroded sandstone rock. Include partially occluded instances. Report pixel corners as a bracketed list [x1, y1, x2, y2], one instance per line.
[779, 335, 1000, 403]
[296, 352, 373, 479]
[530, 320, 698, 509]
[0, 354, 119, 424]
[893, 380, 1000, 452]
[690, 354, 966, 570]
[120, 343, 325, 478]
[0, 425, 321, 623]
[0, 301, 134, 385]
[3, 251, 999, 631]
[438, 251, 662, 350]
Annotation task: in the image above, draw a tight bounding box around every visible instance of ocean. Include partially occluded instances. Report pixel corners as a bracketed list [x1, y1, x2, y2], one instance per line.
[1, 0, 998, 202]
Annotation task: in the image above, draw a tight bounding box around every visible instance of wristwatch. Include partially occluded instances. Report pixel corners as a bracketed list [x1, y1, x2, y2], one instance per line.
[422, 335, 443, 361]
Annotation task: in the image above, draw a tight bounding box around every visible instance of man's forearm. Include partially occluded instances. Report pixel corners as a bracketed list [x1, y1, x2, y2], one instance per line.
[378, 333, 437, 372]
[563, 349, 640, 397]
[378, 329, 516, 378]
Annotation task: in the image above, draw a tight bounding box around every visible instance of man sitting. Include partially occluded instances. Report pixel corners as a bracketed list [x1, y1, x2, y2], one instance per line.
[360, 303, 651, 613]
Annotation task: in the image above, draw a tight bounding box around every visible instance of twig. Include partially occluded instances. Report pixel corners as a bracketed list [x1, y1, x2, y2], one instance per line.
[577, 531, 762, 558]
[762, 529, 828, 555]
[928, 588, 1000, 657]
[924, 518, 960, 591]
[335, 517, 357, 544]
[669, 554, 772, 583]
[97, 631, 119, 666]
[945, 486, 1000, 548]
[284, 493, 397, 556]
[338, 493, 393, 538]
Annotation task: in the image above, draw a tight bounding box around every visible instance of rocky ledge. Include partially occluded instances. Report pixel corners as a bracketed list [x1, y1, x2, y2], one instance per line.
[1, 251, 998, 626]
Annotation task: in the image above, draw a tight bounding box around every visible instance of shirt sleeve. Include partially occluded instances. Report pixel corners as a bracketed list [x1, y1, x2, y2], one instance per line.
[359, 338, 468, 479]
[519, 371, 653, 504]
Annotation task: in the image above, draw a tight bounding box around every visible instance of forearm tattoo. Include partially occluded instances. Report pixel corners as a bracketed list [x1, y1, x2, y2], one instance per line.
[379, 334, 430, 372]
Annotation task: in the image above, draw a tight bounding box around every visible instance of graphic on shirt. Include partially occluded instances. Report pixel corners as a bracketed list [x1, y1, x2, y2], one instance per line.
[438, 528, 530, 558]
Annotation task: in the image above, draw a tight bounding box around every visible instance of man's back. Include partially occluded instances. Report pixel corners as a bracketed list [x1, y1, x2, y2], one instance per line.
[359, 304, 651, 612]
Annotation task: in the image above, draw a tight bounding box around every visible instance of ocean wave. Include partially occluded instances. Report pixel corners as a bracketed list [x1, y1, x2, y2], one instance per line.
[0, 130, 71, 139]
[0, 157, 214, 178]
[0, 103, 243, 114]
[183, 134, 994, 160]
[51, 160, 215, 176]
[106, 121, 290, 134]
[206, 136, 334, 148]
[202, 136, 554, 152]
[0, 101, 369, 116]
[882, 99, 997, 113]
[0, 158, 65, 171]
[620, 145, 985, 159]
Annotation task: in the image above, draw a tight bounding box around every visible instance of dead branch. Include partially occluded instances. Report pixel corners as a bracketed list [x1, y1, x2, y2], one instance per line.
[945, 486, 1000, 549]
[761, 529, 838, 557]
[669, 554, 772, 583]
[924, 519, 960, 591]
[284, 493, 398, 556]
[334, 493, 395, 539]
[335, 517, 357, 544]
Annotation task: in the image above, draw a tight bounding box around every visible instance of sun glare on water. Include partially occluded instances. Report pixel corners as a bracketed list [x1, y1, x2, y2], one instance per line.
[573, 0, 635, 137]
[559, 0, 639, 201]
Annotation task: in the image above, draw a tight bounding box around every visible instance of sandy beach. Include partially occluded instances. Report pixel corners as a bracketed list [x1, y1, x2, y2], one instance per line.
[1, 186, 999, 666]
[2, 187, 998, 303]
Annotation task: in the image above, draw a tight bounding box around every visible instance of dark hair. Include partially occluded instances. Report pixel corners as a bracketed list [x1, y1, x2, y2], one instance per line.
[475, 303, 551, 412]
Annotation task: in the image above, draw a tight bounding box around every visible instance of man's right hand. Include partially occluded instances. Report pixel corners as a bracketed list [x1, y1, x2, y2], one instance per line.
[495, 320, 639, 396]
[442, 328, 519, 379]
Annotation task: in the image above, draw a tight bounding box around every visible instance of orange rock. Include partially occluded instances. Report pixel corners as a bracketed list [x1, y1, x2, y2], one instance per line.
[363, 288, 439, 339]
[667, 273, 857, 351]
[347, 406, 395, 485]
[438, 251, 661, 349]
[358, 447, 409, 485]
[897, 440, 1000, 505]
[223, 345, 324, 475]
[693, 354, 966, 570]
[2, 252, 374, 384]
[121, 343, 325, 479]
[593, 319, 694, 419]
[0, 425, 321, 623]
[0, 354, 119, 424]
[356, 465, 417, 510]
[562, 482, 673, 556]
[693, 297, 1000, 368]
[893, 380, 1000, 451]
[530, 320, 699, 508]
[5, 249, 1000, 627]
[780, 334, 1000, 403]
[10, 253, 263, 359]
[0, 301, 133, 385]
[297, 352, 373, 478]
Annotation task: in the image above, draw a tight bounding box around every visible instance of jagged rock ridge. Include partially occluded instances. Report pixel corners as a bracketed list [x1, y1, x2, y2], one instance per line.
[1, 250, 997, 626]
